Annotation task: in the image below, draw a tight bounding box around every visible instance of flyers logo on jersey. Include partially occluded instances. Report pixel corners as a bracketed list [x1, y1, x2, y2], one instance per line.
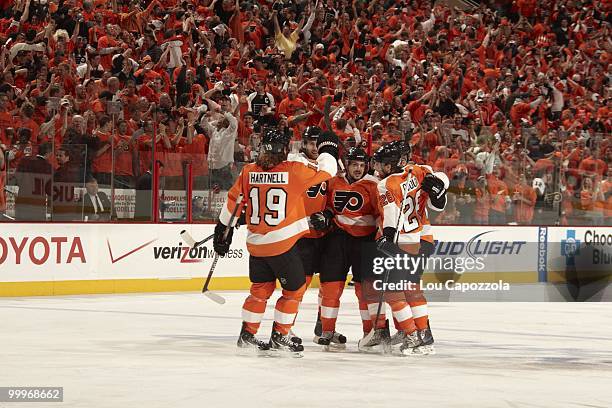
[307, 181, 327, 198]
[334, 191, 364, 212]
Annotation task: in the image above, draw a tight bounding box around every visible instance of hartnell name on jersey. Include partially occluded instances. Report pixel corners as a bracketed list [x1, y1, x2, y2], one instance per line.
[250, 172, 289, 185]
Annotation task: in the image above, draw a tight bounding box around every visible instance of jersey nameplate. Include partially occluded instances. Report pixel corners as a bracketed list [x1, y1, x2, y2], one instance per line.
[250, 172, 289, 185]
[402, 175, 419, 194]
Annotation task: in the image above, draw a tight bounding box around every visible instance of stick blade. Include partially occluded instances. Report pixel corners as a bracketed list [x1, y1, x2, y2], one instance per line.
[180, 230, 197, 248]
[203, 290, 226, 304]
[358, 329, 375, 348]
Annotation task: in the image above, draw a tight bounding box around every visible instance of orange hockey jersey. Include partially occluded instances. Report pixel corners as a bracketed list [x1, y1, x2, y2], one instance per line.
[220, 153, 337, 257]
[288, 152, 329, 239]
[327, 174, 380, 237]
[377, 164, 446, 245]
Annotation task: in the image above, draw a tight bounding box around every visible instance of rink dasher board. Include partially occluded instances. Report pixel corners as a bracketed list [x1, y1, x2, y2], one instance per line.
[0, 224, 610, 296]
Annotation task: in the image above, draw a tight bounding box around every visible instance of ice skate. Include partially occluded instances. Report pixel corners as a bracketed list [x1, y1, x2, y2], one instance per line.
[289, 329, 302, 345]
[399, 331, 421, 356]
[313, 312, 322, 337]
[237, 324, 271, 355]
[314, 331, 347, 350]
[389, 330, 407, 347]
[412, 327, 435, 355]
[358, 320, 391, 353]
[269, 329, 304, 358]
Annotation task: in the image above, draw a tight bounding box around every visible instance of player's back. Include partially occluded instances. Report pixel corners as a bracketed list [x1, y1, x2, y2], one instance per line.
[231, 160, 333, 257]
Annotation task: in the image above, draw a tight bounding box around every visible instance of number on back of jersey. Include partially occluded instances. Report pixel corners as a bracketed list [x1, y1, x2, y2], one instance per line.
[249, 187, 288, 226]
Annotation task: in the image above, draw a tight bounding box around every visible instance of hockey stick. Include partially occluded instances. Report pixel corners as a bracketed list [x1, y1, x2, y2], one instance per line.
[360, 168, 413, 347]
[200, 194, 244, 304]
[180, 230, 215, 249]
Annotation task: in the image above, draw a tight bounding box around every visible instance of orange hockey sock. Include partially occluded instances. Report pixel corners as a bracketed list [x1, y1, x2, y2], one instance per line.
[354, 282, 372, 333]
[388, 300, 417, 333]
[367, 302, 387, 329]
[241, 282, 275, 335]
[320, 281, 345, 332]
[273, 283, 307, 335]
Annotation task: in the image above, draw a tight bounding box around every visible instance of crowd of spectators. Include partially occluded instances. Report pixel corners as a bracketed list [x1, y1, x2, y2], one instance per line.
[0, 0, 609, 225]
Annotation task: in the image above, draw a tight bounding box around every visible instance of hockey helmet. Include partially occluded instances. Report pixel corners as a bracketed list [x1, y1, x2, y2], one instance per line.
[302, 126, 322, 142]
[345, 146, 369, 163]
[372, 141, 403, 166]
[261, 128, 290, 154]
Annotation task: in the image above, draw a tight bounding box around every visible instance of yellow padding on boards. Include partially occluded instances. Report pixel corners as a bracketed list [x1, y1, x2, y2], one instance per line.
[0, 272, 546, 297]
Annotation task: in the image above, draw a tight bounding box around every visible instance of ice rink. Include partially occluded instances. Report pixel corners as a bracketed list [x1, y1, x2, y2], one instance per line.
[1, 290, 612, 408]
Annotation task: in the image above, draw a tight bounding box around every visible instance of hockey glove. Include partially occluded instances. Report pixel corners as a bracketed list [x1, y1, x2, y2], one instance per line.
[235, 207, 247, 229]
[418, 239, 435, 257]
[422, 173, 447, 207]
[376, 228, 402, 258]
[213, 221, 233, 256]
[310, 209, 334, 231]
[316, 130, 340, 159]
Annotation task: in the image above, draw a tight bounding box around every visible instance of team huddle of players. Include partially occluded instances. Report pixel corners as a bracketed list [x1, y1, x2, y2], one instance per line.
[213, 126, 448, 357]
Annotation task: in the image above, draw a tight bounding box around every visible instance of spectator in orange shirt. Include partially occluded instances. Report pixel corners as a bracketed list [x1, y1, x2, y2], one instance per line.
[474, 176, 491, 224]
[277, 85, 307, 117]
[579, 147, 607, 177]
[97, 24, 122, 70]
[91, 115, 114, 188]
[512, 173, 537, 225]
[487, 165, 510, 224]
[577, 176, 605, 225]
[14, 102, 40, 143]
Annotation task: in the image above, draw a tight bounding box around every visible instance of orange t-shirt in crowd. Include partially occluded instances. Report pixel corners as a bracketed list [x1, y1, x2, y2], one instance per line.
[579, 189, 595, 211]
[0, 111, 12, 142]
[97, 36, 118, 70]
[579, 157, 607, 177]
[486, 175, 508, 213]
[277, 97, 306, 117]
[474, 188, 490, 221]
[185, 134, 208, 177]
[92, 131, 113, 173]
[14, 116, 41, 142]
[512, 183, 536, 223]
[113, 134, 135, 177]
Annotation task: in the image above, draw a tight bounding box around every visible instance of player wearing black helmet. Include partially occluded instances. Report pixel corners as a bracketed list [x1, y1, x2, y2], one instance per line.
[309, 146, 381, 349]
[285, 125, 329, 342]
[359, 141, 448, 355]
[301, 126, 322, 160]
[213, 128, 340, 356]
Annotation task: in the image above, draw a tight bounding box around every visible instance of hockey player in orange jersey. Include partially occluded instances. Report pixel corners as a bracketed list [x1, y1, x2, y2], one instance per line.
[309, 147, 380, 349]
[213, 128, 339, 356]
[359, 141, 448, 355]
[286, 126, 329, 342]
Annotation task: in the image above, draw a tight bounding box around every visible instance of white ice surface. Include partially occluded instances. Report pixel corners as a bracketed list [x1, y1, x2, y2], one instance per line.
[1, 290, 612, 408]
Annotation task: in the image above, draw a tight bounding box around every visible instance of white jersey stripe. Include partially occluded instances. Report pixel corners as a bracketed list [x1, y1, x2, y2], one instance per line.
[247, 217, 310, 246]
[336, 214, 376, 227]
